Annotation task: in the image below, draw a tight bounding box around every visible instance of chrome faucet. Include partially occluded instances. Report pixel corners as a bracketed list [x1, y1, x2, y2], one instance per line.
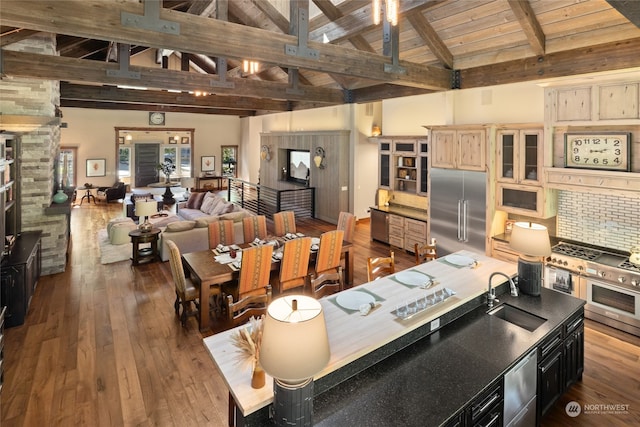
[487, 272, 518, 308]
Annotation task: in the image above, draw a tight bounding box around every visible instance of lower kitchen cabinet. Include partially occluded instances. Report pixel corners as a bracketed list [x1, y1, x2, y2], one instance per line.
[467, 379, 503, 427]
[404, 217, 427, 252]
[0, 231, 42, 328]
[388, 214, 404, 249]
[537, 310, 585, 422]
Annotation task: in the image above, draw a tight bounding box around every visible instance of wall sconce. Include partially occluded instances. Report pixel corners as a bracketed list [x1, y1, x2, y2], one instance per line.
[371, 125, 381, 137]
[314, 147, 326, 169]
[125, 133, 132, 141]
[260, 145, 271, 161]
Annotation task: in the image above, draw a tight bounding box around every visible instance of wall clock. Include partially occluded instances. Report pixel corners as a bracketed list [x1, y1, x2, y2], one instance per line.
[564, 132, 631, 171]
[149, 112, 165, 126]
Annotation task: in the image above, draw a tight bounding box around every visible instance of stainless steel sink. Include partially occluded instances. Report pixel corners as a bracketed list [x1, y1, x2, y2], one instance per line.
[488, 304, 546, 332]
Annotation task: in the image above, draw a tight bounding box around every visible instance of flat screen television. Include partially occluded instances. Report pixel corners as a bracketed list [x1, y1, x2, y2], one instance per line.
[287, 149, 310, 185]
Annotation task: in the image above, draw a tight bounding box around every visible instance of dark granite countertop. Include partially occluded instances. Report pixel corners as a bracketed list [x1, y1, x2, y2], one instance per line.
[313, 288, 585, 426]
[371, 205, 429, 222]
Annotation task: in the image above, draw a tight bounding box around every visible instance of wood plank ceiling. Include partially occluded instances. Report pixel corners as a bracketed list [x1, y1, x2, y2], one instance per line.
[1, 0, 640, 117]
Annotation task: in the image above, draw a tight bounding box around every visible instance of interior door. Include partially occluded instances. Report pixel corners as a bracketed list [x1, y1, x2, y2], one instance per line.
[135, 143, 159, 187]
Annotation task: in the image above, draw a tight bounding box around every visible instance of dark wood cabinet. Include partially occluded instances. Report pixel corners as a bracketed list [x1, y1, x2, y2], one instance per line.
[0, 231, 42, 328]
[467, 380, 503, 427]
[537, 310, 585, 422]
[564, 316, 585, 389]
[537, 345, 564, 420]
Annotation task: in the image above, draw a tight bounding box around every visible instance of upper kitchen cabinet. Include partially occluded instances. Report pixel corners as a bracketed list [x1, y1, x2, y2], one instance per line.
[376, 137, 429, 196]
[496, 127, 543, 185]
[547, 81, 639, 124]
[428, 126, 486, 171]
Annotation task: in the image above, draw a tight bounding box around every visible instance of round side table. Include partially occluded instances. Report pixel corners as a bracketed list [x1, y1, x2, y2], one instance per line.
[128, 228, 161, 266]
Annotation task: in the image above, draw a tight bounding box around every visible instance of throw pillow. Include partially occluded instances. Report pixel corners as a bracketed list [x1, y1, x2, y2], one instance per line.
[200, 193, 222, 215]
[165, 221, 196, 232]
[185, 192, 206, 209]
[212, 201, 235, 216]
[130, 193, 154, 203]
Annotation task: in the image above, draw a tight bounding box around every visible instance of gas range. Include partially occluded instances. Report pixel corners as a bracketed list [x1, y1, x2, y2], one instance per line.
[547, 241, 640, 289]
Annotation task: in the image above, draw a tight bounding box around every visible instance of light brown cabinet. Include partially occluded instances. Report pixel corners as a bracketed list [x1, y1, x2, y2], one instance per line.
[377, 137, 429, 196]
[491, 238, 519, 264]
[404, 218, 427, 252]
[495, 126, 556, 218]
[551, 81, 639, 122]
[429, 127, 486, 171]
[388, 214, 405, 249]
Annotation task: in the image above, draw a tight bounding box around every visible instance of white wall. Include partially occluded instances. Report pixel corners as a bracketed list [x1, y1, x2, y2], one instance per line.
[61, 108, 242, 187]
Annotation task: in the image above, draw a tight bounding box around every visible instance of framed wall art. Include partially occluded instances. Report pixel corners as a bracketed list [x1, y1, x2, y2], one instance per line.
[181, 136, 190, 144]
[201, 156, 215, 172]
[118, 136, 125, 144]
[86, 158, 106, 177]
[169, 136, 178, 144]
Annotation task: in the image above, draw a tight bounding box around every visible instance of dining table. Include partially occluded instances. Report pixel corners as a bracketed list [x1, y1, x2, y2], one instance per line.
[182, 235, 354, 332]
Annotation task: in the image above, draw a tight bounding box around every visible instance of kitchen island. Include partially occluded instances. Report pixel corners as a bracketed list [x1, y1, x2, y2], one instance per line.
[204, 251, 584, 426]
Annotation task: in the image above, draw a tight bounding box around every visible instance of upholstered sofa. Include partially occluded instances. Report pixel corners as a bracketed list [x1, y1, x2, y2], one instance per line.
[157, 192, 254, 262]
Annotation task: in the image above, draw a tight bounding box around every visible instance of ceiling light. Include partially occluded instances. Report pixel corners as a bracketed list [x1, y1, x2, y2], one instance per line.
[373, 0, 399, 26]
[243, 60, 259, 74]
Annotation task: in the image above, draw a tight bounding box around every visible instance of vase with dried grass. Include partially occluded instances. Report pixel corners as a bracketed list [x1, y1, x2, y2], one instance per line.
[231, 315, 265, 389]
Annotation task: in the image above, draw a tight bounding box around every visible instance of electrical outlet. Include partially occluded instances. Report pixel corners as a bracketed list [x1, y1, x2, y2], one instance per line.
[430, 318, 440, 331]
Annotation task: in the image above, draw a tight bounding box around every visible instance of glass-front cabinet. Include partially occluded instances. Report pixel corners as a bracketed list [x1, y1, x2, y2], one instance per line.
[496, 128, 542, 185]
[378, 140, 391, 189]
[495, 125, 556, 218]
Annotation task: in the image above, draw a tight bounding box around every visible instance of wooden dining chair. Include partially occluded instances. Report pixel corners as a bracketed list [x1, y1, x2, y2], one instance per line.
[208, 219, 235, 248]
[242, 215, 268, 242]
[415, 243, 437, 265]
[278, 237, 312, 294]
[167, 240, 201, 327]
[337, 211, 356, 243]
[273, 210, 296, 236]
[310, 266, 344, 299]
[367, 251, 395, 282]
[226, 245, 274, 327]
[314, 230, 344, 276]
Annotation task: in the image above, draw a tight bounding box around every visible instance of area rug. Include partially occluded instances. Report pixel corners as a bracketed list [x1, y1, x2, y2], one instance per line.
[97, 229, 131, 264]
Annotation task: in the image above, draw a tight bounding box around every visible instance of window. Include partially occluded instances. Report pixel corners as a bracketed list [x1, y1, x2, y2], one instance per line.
[222, 145, 238, 178]
[180, 146, 191, 177]
[58, 147, 77, 189]
[119, 146, 131, 178]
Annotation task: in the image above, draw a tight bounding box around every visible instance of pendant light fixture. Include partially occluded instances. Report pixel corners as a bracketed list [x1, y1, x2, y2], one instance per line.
[373, 0, 399, 26]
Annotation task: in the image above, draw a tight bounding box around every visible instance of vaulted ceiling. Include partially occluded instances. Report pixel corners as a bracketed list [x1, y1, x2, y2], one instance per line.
[2, 0, 640, 117]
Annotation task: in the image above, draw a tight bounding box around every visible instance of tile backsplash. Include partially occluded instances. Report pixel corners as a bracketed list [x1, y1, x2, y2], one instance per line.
[557, 190, 640, 252]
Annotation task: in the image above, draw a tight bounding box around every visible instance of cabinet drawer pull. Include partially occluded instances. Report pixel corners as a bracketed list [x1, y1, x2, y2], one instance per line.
[541, 335, 562, 356]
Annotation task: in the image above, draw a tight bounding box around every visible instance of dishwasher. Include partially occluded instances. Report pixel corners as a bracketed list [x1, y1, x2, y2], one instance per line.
[504, 349, 537, 427]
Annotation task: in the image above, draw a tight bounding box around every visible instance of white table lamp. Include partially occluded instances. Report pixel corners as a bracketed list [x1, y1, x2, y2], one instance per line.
[510, 222, 551, 296]
[135, 200, 158, 232]
[260, 295, 330, 426]
[180, 177, 195, 199]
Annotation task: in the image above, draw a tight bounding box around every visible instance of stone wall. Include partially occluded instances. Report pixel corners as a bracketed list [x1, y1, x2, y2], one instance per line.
[1, 33, 66, 275]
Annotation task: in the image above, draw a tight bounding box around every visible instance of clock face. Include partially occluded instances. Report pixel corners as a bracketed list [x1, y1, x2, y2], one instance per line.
[149, 112, 165, 126]
[565, 133, 631, 171]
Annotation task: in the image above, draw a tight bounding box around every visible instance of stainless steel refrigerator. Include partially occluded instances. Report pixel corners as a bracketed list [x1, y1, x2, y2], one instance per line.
[429, 169, 487, 256]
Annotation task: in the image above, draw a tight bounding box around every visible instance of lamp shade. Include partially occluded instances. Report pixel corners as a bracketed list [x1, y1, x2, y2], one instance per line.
[180, 177, 195, 188]
[510, 222, 551, 257]
[135, 200, 158, 218]
[260, 295, 330, 384]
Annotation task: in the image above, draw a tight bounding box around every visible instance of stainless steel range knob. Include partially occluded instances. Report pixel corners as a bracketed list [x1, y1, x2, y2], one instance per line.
[631, 280, 639, 287]
[563, 261, 568, 266]
[618, 277, 626, 284]
[598, 271, 606, 278]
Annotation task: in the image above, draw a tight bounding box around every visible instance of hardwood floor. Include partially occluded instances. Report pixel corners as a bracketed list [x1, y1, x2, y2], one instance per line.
[2, 202, 639, 426]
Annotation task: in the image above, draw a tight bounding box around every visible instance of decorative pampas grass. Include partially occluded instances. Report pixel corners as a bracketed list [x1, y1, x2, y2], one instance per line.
[231, 315, 264, 371]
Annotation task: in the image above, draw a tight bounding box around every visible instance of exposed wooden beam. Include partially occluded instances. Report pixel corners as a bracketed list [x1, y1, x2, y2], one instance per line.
[0, 0, 451, 90]
[350, 84, 435, 103]
[252, 0, 289, 33]
[406, 10, 453, 70]
[459, 37, 640, 89]
[507, 0, 545, 56]
[59, 99, 255, 117]
[59, 82, 291, 112]
[0, 28, 39, 47]
[1, 50, 346, 104]
[606, 0, 640, 28]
